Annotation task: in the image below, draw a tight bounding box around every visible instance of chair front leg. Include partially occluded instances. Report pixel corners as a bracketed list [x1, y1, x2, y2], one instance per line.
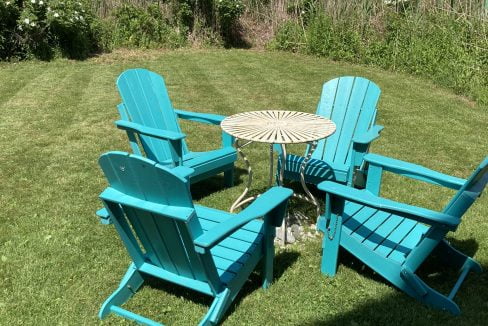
[320, 194, 344, 277]
[321, 215, 342, 276]
[262, 218, 276, 289]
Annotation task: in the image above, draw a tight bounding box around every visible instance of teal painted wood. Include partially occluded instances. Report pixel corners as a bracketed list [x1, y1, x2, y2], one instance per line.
[116, 69, 237, 186]
[317, 155, 488, 315]
[281, 76, 383, 186]
[97, 151, 292, 325]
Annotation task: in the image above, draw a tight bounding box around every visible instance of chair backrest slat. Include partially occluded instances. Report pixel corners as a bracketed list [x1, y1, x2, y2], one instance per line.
[99, 152, 210, 283]
[124, 207, 179, 274]
[313, 77, 381, 166]
[443, 157, 488, 217]
[116, 69, 189, 163]
[405, 157, 488, 270]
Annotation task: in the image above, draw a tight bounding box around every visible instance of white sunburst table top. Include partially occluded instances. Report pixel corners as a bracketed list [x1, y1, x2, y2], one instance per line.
[220, 110, 336, 144]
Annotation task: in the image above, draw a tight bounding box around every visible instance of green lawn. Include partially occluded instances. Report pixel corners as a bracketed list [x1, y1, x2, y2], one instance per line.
[0, 49, 487, 325]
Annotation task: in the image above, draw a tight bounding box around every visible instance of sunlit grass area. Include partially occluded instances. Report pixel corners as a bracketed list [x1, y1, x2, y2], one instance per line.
[0, 49, 486, 325]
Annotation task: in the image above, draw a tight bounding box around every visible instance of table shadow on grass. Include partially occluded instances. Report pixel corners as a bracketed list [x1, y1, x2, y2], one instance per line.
[137, 250, 300, 323]
[190, 167, 248, 201]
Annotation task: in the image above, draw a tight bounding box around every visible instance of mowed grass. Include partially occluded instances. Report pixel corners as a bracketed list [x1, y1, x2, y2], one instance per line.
[0, 49, 487, 325]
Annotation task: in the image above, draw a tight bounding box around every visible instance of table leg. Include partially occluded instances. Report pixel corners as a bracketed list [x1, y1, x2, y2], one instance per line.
[278, 144, 286, 186]
[268, 143, 274, 188]
[297, 141, 321, 217]
[230, 139, 254, 213]
[279, 144, 287, 245]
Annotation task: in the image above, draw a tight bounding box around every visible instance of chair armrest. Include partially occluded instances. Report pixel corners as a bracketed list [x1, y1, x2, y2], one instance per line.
[364, 153, 466, 190]
[115, 120, 186, 141]
[96, 208, 111, 225]
[317, 181, 460, 230]
[171, 166, 195, 179]
[193, 187, 293, 252]
[174, 109, 225, 125]
[352, 125, 384, 144]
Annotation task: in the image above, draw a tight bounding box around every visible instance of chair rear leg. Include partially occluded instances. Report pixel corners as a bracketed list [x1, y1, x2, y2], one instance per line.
[99, 263, 144, 319]
[262, 227, 275, 289]
[400, 267, 461, 315]
[224, 167, 234, 187]
[435, 240, 482, 274]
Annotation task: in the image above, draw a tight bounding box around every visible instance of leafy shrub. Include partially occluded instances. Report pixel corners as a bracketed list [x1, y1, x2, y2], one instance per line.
[286, 0, 319, 25]
[270, 10, 488, 103]
[268, 20, 305, 52]
[216, 0, 244, 30]
[0, 0, 104, 60]
[105, 0, 244, 48]
[306, 14, 361, 61]
[111, 3, 186, 49]
[375, 13, 488, 103]
[0, 1, 21, 59]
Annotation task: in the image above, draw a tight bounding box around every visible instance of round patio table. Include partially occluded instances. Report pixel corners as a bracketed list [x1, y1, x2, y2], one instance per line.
[221, 110, 336, 244]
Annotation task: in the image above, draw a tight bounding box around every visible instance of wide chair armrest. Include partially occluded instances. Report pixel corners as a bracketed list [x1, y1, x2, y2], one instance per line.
[353, 125, 384, 144]
[194, 187, 293, 252]
[364, 153, 466, 190]
[318, 181, 460, 230]
[96, 208, 111, 225]
[174, 109, 226, 125]
[115, 120, 186, 141]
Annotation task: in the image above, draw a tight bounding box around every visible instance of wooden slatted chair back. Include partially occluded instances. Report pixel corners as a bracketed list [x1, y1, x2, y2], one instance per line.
[443, 156, 488, 217]
[98, 152, 209, 283]
[404, 157, 488, 270]
[116, 69, 189, 163]
[313, 76, 381, 166]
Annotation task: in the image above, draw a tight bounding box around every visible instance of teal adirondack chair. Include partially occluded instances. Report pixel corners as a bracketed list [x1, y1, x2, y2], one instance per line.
[280, 76, 383, 186]
[115, 68, 237, 186]
[317, 154, 488, 314]
[96, 151, 293, 325]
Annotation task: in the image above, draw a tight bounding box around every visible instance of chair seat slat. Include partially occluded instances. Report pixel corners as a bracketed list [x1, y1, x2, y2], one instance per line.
[211, 245, 252, 265]
[343, 206, 377, 235]
[352, 211, 391, 243]
[388, 223, 429, 264]
[364, 213, 399, 250]
[342, 202, 365, 224]
[199, 218, 263, 244]
[374, 219, 416, 258]
[195, 206, 264, 234]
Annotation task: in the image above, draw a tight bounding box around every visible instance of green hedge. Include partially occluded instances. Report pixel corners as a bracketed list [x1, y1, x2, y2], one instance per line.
[270, 11, 488, 104]
[0, 0, 105, 60]
[0, 0, 246, 60]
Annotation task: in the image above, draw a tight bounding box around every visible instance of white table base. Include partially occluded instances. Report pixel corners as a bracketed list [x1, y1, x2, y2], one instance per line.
[230, 139, 321, 245]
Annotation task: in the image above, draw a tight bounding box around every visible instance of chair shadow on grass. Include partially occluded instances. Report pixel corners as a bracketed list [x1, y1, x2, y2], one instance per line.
[139, 250, 300, 323]
[301, 238, 485, 325]
[190, 167, 248, 201]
